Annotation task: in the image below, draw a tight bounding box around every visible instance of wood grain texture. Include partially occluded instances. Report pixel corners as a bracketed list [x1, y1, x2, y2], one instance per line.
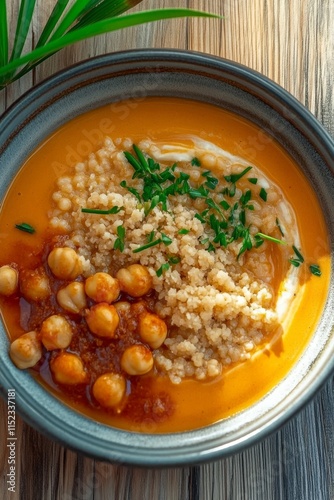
[0, 1, 333, 499]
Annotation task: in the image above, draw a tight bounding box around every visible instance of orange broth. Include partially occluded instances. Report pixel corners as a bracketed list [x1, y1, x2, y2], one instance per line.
[0, 97, 330, 433]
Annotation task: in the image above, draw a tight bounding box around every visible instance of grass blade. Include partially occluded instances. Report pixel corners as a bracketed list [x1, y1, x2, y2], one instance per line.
[0, 9, 220, 88]
[0, 0, 8, 66]
[10, 0, 37, 61]
[74, 0, 143, 29]
[35, 0, 71, 48]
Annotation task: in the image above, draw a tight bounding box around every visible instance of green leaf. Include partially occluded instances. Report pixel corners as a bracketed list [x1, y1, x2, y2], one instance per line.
[240, 189, 252, 206]
[0, 0, 8, 66]
[35, 0, 71, 48]
[156, 262, 170, 277]
[133, 238, 162, 253]
[132, 144, 150, 172]
[74, 0, 143, 30]
[191, 157, 201, 166]
[10, 0, 37, 62]
[0, 9, 220, 88]
[161, 233, 172, 246]
[124, 150, 142, 171]
[259, 187, 268, 202]
[113, 224, 126, 251]
[47, 0, 94, 41]
[276, 217, 285, 237]
[168, 255, 180, 265]
[224, 166, 252, 184]
[291, 245, 304, 263]
[14, 0, 79, 81]
[309, 264, 321, 277]
[289, 259, 301, 267]
[81, 206, 123, 214]
[256, 232, 287, 245]
[15, 222, 36, 234]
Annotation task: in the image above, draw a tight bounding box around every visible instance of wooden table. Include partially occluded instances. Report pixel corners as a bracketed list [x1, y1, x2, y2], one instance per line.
[0, 1, 333, 498]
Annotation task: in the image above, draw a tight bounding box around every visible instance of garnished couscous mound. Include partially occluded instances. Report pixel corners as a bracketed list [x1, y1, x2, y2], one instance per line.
[49, 136, 297, 384]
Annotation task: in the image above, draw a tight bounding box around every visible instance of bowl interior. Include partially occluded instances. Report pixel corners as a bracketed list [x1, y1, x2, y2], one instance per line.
[0, 49, 334, 466]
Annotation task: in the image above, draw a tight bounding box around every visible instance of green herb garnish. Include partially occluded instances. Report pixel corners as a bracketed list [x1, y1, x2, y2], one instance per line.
[133, 238, 162, 253]
[289, 245, 305, 267]
[224, 166, 252, 184]
[259, 187, 268, 201]
[119, 145, 320, 277]
[161, 233, 173, 246]
[256, 233, 287, 245]
[191, 157, 201, 166]
[120, 180, 142, 202]
[81, 206, 123, 215]
[168, 256, 181, 265]
[156, 262, 170, 277]
[276, 217, 285, 237]
[156, 255, 180, 276]
[202, 170, 219, 190]
[309, 264, 321, 277]
[113, 225, 126, 252]
[15, 222, 35, 234]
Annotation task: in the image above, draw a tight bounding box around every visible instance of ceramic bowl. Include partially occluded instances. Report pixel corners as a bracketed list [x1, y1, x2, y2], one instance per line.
[0, 49, 333, 466]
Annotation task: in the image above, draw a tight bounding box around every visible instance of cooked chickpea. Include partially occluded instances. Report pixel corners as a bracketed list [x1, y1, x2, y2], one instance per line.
[40, 315, 73, 350]
[50, 352, 87, 385]
[57, 281, 87, 314]
[121, 344, 154, 375]
[138, 311, 168, 349]
[85, 303, 119, 338]
[116, 264, 152, 298]
[92, 373, 126, 409]
[113, 301, 131, 314]
[0, 265, 19, 296]
[85, 272, 120, 303]
[48, 247, 82, 280]
[9, 331, 42, 369]
[20, 267, 50, 301]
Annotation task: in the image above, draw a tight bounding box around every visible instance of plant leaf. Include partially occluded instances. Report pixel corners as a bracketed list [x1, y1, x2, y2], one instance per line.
[13, 1, 142, 89]
[74, 0, 143, 29]
[10, 0, 37, 62]
[35, 0, 71, 48]
[47, 0, 94, 41]
[0, 9, 220, 88]
[0, 0, 8, 66]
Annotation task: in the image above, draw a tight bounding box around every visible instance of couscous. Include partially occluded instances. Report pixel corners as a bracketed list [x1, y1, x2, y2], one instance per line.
[48, 135, 298, 384]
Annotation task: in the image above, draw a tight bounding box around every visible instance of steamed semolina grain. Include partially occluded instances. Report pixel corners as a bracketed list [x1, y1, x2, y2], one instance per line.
[48, 137, 295, 384]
